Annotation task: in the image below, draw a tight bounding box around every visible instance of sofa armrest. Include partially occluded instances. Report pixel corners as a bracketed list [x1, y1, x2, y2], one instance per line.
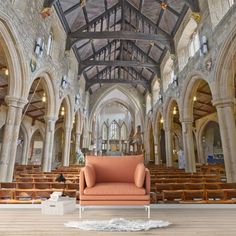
[145, 168, 150, 195]
[79, 168, 86, 196]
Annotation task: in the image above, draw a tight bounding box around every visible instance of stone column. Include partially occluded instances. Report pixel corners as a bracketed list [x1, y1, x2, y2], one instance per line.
[75, 132, 81, 154]
[164, 127, 173, 167]
[107, 127, 110, 152]
[21, 134, 30, 165]
[196, 133, 205, 164]
[62, 126, 72, 166]
[181, 119, 196, 173]
[0, 97, 27, 182]
[153, 132, 161, 165]
[213, 99, 236, 182]
[75, 114, 81, 155]
[7, 102, 26, 181]
[42, 116, 56, 172]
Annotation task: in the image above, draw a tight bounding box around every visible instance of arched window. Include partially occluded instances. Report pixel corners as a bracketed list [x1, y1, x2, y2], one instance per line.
[110, 120, 119, 140]
[162, 57, 174, 92]
[189, 31, 200, 57]
[146, 94, 152, 114]
[46, 32, 53, 56]
[177, 18, 198, 71]
[102, 123, 108, 140]
[152, 79, 160, 106]
[120, 123, 128, 140]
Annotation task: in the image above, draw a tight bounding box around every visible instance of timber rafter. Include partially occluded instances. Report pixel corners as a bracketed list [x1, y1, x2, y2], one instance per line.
[48, 0, 197, 93]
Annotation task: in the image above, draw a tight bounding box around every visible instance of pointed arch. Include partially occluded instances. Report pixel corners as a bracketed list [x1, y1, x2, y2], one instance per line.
[0, 16, 27, 98]
[181, 73, 215, 121]
[89, 84, 144, 131]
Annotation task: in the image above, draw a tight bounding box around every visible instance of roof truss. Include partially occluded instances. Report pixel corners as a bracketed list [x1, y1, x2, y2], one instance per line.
[48, 0, 196, 93]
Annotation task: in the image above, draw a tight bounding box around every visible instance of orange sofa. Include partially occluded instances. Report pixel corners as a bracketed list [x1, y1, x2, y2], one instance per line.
[79, 155, 150, 218]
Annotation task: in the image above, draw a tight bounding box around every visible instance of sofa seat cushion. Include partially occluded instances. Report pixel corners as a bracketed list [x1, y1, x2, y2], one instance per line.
[84, 183, 146, 195]
[80, 195, 149, 201]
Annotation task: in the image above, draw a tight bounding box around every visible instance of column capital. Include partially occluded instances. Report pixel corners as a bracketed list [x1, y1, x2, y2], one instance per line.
[212, 98, 234, 108]
[44, 115, 57, 122]
[5, 96, 28, 108]
[180, 118, 193, 124]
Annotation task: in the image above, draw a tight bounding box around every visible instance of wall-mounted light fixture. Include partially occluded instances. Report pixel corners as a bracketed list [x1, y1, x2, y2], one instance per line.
[171, 75, 178, 88]
[61, 75, 68, 89]
[75, 94, 80, 105]
[158, 94, 163, 103]
[34, 38, 44, 58]
[193, 96, 197, 102]
[200, 36, 208, 55]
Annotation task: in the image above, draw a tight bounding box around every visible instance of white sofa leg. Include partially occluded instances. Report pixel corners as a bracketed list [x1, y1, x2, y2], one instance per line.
[79, 205, 82, 219]
[145, 205, 150, 219]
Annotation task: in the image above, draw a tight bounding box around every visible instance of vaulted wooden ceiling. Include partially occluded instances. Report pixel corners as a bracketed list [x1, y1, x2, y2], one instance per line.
[45, 0, 200, 94]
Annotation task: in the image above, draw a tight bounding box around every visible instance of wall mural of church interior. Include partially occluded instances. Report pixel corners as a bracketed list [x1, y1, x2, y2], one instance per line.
[1, 1, 236, 227]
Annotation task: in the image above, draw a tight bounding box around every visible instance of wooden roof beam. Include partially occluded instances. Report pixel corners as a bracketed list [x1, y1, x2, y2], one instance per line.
[69, 3, 120, 34]
[67, 31, 170, 50]
[64, 3, 81, 15]
[43, 0, 57, 8]
[184, 0, 200, 12]
[79, 60, 159, 74]
[125, 41, 159, 64]
[125, 1, 170, 37]
[80, 39, 117, 61]
[86, 78, 150, 91]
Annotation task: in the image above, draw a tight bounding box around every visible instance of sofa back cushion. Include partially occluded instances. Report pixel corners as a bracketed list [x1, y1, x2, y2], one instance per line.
[84, 164, 96, 187]
[134, 163, 146, 188]
[86, 155, 144, 183]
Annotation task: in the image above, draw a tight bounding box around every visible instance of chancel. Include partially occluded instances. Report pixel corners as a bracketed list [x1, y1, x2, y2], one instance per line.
[0, 0, 236, 235]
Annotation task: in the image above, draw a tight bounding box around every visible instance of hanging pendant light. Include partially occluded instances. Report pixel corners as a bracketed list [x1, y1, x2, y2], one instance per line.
[173, 106, 177, 115]
[160, 117, 164, 123]
[42, 93, 46, 102]
[61, 106, 65, 116]
[5, 68, 9, 76]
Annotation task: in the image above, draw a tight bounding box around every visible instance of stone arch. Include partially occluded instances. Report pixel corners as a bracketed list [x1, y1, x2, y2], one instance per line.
[92, 98, 135, 132]
[181, 73, 215, 121]
[31, 127, 44, 140]
[164, 97, 181, 128]
[26, 70, 57, 118]
[89, 85, 144, 130]
[16, 123, 28, 164]
[0, 16, 27, 98]
[57, 95, 73, 128]
[214, 23, 236, 100]
[153, 109, 165, 164]
[196, 115, 219, 163]
[164, 97, 182, 166]
[29, 128, 44, 165]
